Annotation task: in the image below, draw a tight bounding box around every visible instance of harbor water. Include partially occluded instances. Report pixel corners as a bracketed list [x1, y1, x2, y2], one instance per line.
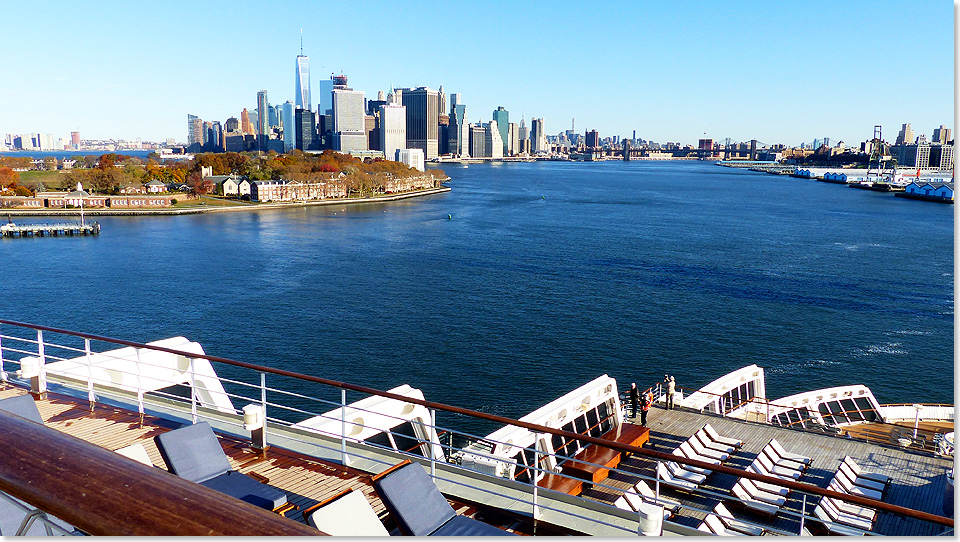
[0, 161, 953, 433]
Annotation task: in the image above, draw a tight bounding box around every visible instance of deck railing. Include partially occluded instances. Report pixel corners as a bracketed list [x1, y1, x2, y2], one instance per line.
[652, 382, 954, 454]
[0, 319, 953, 535]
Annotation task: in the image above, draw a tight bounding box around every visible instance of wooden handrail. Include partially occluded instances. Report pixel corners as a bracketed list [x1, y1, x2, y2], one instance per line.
[0, 319, 952, 529]
[0, 411, 319, 536]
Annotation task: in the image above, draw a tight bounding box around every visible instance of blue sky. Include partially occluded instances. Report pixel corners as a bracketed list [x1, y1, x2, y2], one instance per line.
[2, 1, 954, 147]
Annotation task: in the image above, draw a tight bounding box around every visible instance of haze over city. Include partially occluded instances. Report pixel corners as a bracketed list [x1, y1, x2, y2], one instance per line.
[2, 0, 953, 146]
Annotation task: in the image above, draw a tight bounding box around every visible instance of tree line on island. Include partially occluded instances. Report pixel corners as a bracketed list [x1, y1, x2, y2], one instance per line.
[0, 150, 446, 199]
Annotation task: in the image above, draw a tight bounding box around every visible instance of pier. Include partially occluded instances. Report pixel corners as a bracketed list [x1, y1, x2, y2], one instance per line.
[0, 222, 100, 238]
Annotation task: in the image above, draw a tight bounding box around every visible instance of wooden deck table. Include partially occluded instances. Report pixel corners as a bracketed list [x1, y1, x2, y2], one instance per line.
[563, 424, 649, 485]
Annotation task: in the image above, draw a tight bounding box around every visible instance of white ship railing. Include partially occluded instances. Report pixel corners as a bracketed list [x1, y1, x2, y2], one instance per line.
[0, 320, 952, 536]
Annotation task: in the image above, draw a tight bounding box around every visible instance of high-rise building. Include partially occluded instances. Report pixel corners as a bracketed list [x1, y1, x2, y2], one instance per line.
[241, 108, 254, 135]
[187, 114, 203, 146]
[518, 117, 530, 155]
[438, 114, 450, 156]
[530, 118, 546, 153]
[295, 108, 317, 151]
[295, 54, 311, 111]
[492, 107, 509, 156]
[332, 86, 367, 152]
[469, 124, 486, 158]
[225, 117, 239, 132]
[256, 91, 269, 149]
[484, 121, 503, 159]
[282, 101, 296, 152]
[401, 87, 439, 159]
[508, 123, 518, 157]
[438, 85, 447, 120]
[932, 125, 952, 144]
[318, 76, 334, 116]
[379, 103, 406, 161]
[586, 130, 600, 149]
[70, 131, 80, 150]
[449, 94, 468, 157]
[896, 123, 914, 145]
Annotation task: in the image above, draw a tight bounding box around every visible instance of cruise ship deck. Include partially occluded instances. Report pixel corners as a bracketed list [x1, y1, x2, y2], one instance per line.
[588, 407, 953, 537]
[1, 380, 951, 536]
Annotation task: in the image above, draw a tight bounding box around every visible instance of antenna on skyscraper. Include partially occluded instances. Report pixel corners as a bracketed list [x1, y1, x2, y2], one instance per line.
[300, 28, 303, 55]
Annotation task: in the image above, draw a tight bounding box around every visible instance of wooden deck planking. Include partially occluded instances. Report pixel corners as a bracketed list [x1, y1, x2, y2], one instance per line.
[603, 406, 953, 535]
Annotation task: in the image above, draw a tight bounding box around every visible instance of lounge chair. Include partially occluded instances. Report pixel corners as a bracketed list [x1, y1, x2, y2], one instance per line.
[114, 442, 154, 466]
[677, 441, 722, 467]
[694, 428, 735, 455]
[686, 434, 729, 462]
[0, 395, 43, 424]
[833, 470, 883, 501]
[666, 461, 707, 485]
[698, 513, 742, 536]
[729, 483, 779, 516]
[154, 421, 292, 514]
[371, 460, 516, 536]
[811, 504, 869, 536]
[614, 489, 671, 520]
[743, 465, 790, 496]
[671, 447, 712, 476]
[737, 478, 786, 507]
[754, 451, 801, 480]
[703, 423, 742, 448]
[761, 446, 806, 473]
[301, 488, 389, 536]
[843, 456, 891, 485]
[837, 463, 886, 493]
[656, 462, 699, 492]
[633, 479, 682, 512]
[822, 487, 877, 522]
[818, 498, 873, 531]
[713, 502, 765, 536]
[768, 438, 812, 466]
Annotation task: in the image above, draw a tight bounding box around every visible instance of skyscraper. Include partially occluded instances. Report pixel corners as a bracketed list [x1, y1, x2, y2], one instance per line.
[187, 114, 203, 146]
[484, 121, 503, 159]
[933, 125, 952, 144]
[531, 118, 546, 153]
[70, 131, 80, 150]
[449, 94, 468, 157]
[492, 107, 509, 156]
[282, 101, 296, 152]
[437, 85, 447, 120]
[295, 54, 311, 111]
[240, 109, 254, 134]
[379, 103, 406, 161]
[257, 91, 269, 149]
[896, 123, 914, 145]
[401, 87, 439, 159]
[318, 76, 334, 116]
[332, 86, 367, 152]
[295, 108, 317, 151]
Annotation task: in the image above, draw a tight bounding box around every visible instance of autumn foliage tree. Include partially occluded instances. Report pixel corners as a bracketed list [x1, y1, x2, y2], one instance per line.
[0, 167, 19, 190]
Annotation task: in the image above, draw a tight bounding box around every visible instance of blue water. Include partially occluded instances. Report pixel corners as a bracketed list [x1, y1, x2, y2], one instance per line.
[0, 161, 953, 432]
[0, 150, 154, 160]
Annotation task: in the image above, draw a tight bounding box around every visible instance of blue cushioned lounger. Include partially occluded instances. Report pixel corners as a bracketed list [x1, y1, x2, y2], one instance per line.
[155, 421, 287, 512]
[0, 395, 43, 424]
[372, 460, 516, 536]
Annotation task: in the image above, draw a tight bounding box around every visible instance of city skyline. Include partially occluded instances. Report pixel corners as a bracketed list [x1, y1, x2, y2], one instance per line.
[1, 0, 953, 146]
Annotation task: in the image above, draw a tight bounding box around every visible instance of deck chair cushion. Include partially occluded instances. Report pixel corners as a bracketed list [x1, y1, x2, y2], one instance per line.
[155, 422, 233, 483]
[373, 462, 515, 536]
[374, 462, 457, 536]
[201, 470, 287, 511]
[304, 489, 389, 536]
[0, 395, 43, 424]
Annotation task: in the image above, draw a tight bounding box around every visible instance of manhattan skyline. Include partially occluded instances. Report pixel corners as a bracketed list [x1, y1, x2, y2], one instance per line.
[2, 0, 953, 146]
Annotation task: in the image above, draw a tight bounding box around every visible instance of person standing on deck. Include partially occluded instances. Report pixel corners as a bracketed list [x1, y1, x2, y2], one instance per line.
[640, 389, 652, 426]
[629, 383, 639, 419]
[666, 376, 676, 410]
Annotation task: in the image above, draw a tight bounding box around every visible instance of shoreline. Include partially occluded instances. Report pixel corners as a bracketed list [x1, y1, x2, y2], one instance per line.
[0, 186, 451, 217]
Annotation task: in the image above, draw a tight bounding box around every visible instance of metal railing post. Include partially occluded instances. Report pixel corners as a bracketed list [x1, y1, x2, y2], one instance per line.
[800, 493, 807, 534]
[0, 326, 5, 381]
[34, 330, 47, 398]
[532, 434, 541, 520]
[655, 466, 661, 501]
[340, 389, 348, 466]
[85, 339, 94, 410]
[188, 356, 197, 423]
[134, 348, 144, 424]
[258, 372, 268, 451]
[430, 408, 437, 480]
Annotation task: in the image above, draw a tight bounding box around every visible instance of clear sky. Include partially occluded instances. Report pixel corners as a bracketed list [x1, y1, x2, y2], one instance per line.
[2, 0, 954, 147]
